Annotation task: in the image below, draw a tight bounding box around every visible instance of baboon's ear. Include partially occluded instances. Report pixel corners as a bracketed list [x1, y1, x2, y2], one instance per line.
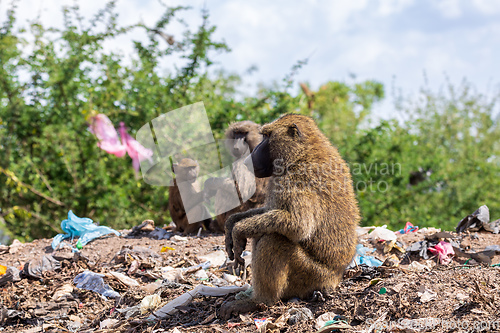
[288, 123, 302, 138]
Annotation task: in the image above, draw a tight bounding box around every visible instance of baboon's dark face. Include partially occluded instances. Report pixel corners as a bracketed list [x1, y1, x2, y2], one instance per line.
[173, 159, 200, 183]
[246, 135, 272, 178]
[231, 132, 250, 159]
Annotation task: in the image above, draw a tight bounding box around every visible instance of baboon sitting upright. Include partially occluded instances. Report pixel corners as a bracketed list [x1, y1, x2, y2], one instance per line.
[168, 158, 211, 234]
[220, 114, 360, 318]
[204, 121, 268, 232]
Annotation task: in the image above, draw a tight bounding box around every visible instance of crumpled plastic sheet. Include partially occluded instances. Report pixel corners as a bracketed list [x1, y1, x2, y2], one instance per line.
[89, 114, 127, 157]
[51, 210, 120, 251]
[73, 270, 120, 299]
[349, 244, 383, 268]
[119, 122, 153, 172]
[456, 205, 493, 233]
[428, 241, 454, 265]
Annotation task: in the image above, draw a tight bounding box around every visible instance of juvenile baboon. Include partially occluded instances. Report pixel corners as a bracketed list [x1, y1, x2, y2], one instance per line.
[168, 158, 211, 234]
[204, 121, 268, 232]
[220, 114, 360, 318]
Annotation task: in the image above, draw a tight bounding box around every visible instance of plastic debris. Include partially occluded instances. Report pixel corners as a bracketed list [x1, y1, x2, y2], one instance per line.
[315, 312, 351, 332]
[119, 122, 154, 173]
[368, 225, 397, 241]
[406, 240, 430, 259]
[382, 254, 400, 267]
[428, 241, 454, 265]
[148, 284, 250, 320]
[160, 246, 175, 252]
[129, 220, 155, 236]
[197, 250, 227, 268]
[417, 286, 437, 303]
[51, 211, 120, 251]
[89, 114, 126, 157]
[109, 271, 140, 287]
[407, 260, 434, 272]
[140, 294, 161, 314]
[128, 260, 140, 275]
[73, 270, 120, 299]
[456, 205, 496, 233]
[383, 239, 405, 253]
[287, 307, 313, 324]
[161, 266, 186, 283]
[0, 266, 21, 286]
[351, 244, 383, 267]
[254, 318, 268, 329]
[115, 305, 140, 319]
[223, 273, 238, 283]
[52, 284, 74, 301]
[24, 255, 61, 278]
[396, 221, 419, 234]
[170, 235, 188, 242]
[0, 265, 6, 275]
[379, 287, 387, 295]
[194, 269, 208, 280]
[8, 239, 24, 254]
[99, 318, 119, 329]
[150, 227, 172, 240]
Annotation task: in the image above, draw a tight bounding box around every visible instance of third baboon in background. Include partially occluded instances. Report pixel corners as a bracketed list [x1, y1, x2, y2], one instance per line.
[220, 114, 360, 318]
[169, 158, 211, 234]
[205, 121, 268, 232]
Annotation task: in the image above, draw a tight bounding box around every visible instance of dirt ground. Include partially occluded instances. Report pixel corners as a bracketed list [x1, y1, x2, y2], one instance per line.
[1, 224, 500, 333]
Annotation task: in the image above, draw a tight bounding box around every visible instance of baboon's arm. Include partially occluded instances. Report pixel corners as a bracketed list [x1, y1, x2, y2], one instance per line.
[233, 209, 315, 243]
[225, 207, 267, 260]
[227, 208, 315, 266]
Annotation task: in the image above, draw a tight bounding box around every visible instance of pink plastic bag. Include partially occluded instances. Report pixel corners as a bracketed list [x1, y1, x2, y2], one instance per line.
[89, 114, 126, 157]
[119, 122, 153, 172]
[428, 241, 454, 265]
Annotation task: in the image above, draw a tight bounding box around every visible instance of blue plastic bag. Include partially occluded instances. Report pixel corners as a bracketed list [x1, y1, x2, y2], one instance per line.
[51, 210, 120, 250]
[354, 244, 383, 267]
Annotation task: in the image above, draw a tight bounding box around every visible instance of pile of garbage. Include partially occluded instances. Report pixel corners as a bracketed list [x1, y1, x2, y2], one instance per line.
[1, 206, 500, 333]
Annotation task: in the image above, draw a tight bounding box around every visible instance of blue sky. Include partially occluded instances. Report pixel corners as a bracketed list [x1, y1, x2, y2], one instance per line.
[3, 0, 500, 119]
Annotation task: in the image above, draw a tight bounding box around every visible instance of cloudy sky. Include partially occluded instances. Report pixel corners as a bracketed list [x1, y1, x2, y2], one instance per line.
[2, 0, 500, 118]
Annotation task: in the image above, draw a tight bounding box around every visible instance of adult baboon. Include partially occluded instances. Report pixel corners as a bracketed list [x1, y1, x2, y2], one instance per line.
[205, 121, 268, 232]
[220, 114, 360, 318]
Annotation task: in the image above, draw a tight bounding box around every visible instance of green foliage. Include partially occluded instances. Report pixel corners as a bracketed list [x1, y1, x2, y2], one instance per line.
[1, 2, 499, 242]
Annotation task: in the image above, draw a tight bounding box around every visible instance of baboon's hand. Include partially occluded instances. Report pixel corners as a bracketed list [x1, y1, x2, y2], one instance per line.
[232, 229, 247, 269]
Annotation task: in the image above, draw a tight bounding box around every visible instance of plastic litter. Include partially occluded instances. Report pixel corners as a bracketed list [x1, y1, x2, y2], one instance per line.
[109, 271, 140, 287]
[456, 205, 497, 233]
[383, 239, 405, 253]
[287, 307, 313, 324]
[160, 246, 175, 252]
[194, 269, 208, 280]
[161, 266, 185, 283]
[396, 221, 419, 234]
[24, 255, 61, 278]
[351, 244, 383, 267]
[417, 286, 436, 303]
[0, 266, 21, 286]
[223, 273, 238, 283]
[170, 235, 188, 242]
[484, 245, 500, 252]
[0, 265, 6, 275]
[428, 241, 454, 265]
[148, 284, 250, 320]
[52, 284, 74, 301]
[89, 114, 126, 157]
[368, 225, 397, 241]
[73, 270, 120, 299]
[8, 239, 24, 254]
[407, 261, 433, 272]
[254, 318, 268, 329]
[379, 287, 387, 295]
[140, 294, 161, 314]
[119, 122, 153, 173]
[51, 211, 120, 251]
[150, 227, 172, 240]
[197, 250, 227, 268]
[99, 318, 119, 329]
[315, 312, 351, 332]
[406, 240, 430, 259]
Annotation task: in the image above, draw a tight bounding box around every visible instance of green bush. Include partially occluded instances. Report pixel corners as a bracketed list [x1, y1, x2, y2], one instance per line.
[1, 2, 499, 242]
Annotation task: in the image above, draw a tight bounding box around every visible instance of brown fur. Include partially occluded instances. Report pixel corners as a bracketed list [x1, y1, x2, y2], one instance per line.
[208, 121, 268, 232]
[221, 114, 360, 318]
[168, 158, 211, 234]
